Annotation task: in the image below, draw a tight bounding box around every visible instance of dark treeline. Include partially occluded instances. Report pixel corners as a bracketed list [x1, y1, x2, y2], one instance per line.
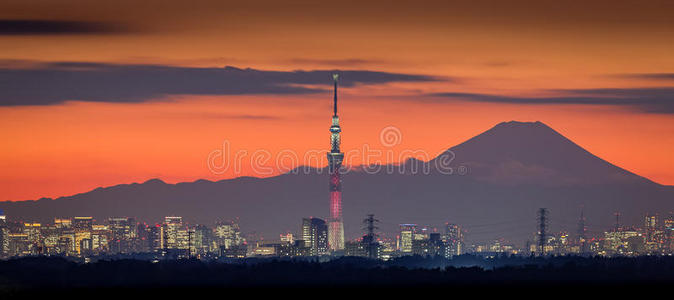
[1, 255, 674, 295]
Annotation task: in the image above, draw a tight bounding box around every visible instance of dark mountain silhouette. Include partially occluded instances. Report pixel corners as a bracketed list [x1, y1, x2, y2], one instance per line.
[1, 121, 671, 245]
[435, 121, 654, 186]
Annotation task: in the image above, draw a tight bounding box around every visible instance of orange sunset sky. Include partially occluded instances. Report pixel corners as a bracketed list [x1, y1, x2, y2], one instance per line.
[1, 0, 673, 201]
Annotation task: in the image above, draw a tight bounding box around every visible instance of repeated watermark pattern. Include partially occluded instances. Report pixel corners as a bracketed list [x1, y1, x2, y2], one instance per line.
[207, 126, 467, 176]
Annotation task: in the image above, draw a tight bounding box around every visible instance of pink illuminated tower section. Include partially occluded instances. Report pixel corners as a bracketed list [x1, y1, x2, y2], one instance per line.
[327, 74, 345, 251]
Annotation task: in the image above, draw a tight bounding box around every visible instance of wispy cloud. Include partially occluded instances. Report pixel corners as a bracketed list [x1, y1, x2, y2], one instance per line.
[0, 19, 131, 35]
[611, 73, 674, 80]
[0, 61, 437, 106]
[174, 112, 282, 120]
[287, 58, 384, 67]
[431, 87, 674, 114]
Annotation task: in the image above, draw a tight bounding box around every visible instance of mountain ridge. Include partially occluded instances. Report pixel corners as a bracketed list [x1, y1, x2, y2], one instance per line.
[6, 121, 660, 202]
[436, 120, 654, 186]
[1, 121, 671, 245]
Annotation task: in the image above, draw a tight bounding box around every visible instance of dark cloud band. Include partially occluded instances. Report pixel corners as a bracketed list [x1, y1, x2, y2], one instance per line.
[613, 73, 674, 80]
[432, 87, 674, 114]
[0, 20, 128, 35]
[0, 61, 437, 106]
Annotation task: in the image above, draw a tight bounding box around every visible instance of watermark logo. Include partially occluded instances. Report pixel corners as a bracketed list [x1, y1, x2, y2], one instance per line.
[379, 125, 402, 147]
[207, 126, 467, 176]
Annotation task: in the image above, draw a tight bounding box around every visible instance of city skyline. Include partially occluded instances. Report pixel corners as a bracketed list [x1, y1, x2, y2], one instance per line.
[3, 0, 674, 291]
[3, 207, 673, 259]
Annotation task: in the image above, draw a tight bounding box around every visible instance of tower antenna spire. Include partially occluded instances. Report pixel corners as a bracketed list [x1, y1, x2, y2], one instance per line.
[332, 74, 339, 116]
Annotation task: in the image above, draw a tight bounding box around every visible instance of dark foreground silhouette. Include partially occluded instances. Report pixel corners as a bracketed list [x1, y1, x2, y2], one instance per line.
[1, 255, 674, 295]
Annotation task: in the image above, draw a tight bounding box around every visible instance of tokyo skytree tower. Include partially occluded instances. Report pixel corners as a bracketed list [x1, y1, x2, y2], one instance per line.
[327, 74, 344, 251]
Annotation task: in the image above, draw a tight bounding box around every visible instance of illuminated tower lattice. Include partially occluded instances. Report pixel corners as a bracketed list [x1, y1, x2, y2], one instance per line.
[327, 74, 345, 251]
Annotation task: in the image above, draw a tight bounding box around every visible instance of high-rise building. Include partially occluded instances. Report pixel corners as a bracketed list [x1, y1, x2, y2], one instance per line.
[280, 233, 294, 244]
[148, 224, 162, 252]
[54, 218, 72, 229]
[73, 217, 93, 255]
[0, 210, 8, 257]
[108, 217, 136, 253]
[398, 224, 417, 253]
[91, 224, 109, 253]
[665, 214, 674, 253]
[301, 218, 312, 249]
[217, 221, 247, 258]
[73, 216, 93, 231]
[412, 233, 444, 257]
[577, 210, 587, 253]
[644, 214, 665, 253]
[301, 217, 328, 256]
[215, 220, 243, 250]
[645, 214, 657, 242]
[162, 216, 188, 250]
[135, 222, 151, 253]
[0, 226, 9, 258]
[345, 240, 367, 257]
[57, 231, 75, 255]
[603, 230, 644, 256]
[327, 74, 345, 251]
[40, 225, 61, 255]
[8, 233, 30, 256]
[191, 224, 213, 255]
[23, 223, 41, 245]
[443, 223, 463, 257]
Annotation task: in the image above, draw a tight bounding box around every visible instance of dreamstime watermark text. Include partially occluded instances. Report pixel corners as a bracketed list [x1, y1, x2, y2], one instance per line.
[207, 126, 467, 176]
